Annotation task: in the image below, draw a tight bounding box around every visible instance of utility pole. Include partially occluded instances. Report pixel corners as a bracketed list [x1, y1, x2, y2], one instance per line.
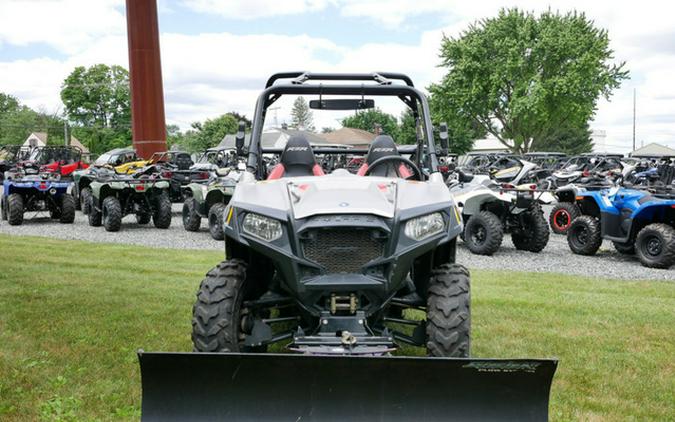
[63, 121, 69, 146]
[632, 88, 636, 152]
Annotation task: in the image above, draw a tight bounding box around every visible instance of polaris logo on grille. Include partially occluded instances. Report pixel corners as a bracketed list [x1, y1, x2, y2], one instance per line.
[372, 147, 395, 152]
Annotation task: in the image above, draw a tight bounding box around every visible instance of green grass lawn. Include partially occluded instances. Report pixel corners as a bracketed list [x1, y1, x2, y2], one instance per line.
[0, 234, 673, 421]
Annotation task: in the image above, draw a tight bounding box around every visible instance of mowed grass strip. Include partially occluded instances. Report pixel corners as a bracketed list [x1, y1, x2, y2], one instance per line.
[0, 234, 673, 421]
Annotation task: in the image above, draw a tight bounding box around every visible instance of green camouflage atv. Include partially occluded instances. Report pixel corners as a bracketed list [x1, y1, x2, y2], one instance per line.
[182, 168, 239, 240]
[87, 167, 172, 232]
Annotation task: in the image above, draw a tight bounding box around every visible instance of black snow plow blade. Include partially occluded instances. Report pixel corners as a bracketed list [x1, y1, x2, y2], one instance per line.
[138, 352, 557, 421]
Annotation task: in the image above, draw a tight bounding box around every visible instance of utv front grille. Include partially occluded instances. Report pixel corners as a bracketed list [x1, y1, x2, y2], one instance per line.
[301, 228, 385, 273]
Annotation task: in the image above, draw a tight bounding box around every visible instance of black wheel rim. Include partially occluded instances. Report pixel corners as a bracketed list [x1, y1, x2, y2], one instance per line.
[470, 224, 486, 245]
[643, 235, 662, 257]
[574, 226, 588, 245]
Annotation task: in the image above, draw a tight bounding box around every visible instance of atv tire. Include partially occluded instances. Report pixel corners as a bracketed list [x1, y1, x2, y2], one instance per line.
[59, 194, 76, 224]
[7, 193, 23, 226]
[153, 191, 172, 229]
[463, 210, 503, 255]
[549, 202, 580, 234]
[182, 197, 201, 232]
[635, 224, 675, 269]
[512, 206, 549, 253]
[208, 203, 226, 241]
[192, 259, 263, 353]
[102, 196, 122, 232]
[426, 264, 471, 358]
[80, 187, 92, 215]
[136, 212, 151, 225]
[612, 241, 635, 255]
[49, 206, 61, 219]
[88, 196, 102, 227]
[567, 215, 602, 255]
[1, 197, 7, 221]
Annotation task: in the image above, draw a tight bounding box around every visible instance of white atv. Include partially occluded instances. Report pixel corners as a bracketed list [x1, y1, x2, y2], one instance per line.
[449, 174, 550, 255]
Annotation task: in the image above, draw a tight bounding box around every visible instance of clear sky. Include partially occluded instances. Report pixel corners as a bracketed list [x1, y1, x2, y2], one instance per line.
[0, 0, 673, 153]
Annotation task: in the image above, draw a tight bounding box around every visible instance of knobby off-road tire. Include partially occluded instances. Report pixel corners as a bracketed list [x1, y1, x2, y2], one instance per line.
[426, 264, 471, 357]
[463, 210, 503, 255]
[88, 196, 102, 227]
[549, 202, 580, 235]
[59, 194, 76, 224]
[635, 224, 675, 269]
[80, 187, 92, 215]
[182, 197, 201, 232]
[512, 206, 550, 253]
[153, 191, 172, 229]
[612, 241, 635, 255]
[136, 212, 151, 225]
[102, 196, 122, 232]
[7, 193, 24, 226]
[567, 215, 602, 255]
[208, 203, 226, 241]
[1, 197, 7, 221]
[192, 259, 261, 352]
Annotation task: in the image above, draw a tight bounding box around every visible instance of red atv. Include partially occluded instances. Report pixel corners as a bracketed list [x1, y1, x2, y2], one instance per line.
[19, 146, 89, 178]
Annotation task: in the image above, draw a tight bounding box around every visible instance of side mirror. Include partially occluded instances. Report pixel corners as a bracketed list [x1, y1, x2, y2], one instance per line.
[458, 169, 474, 183]
[439, 122, 449, 155]
[235, 121, 246, 156]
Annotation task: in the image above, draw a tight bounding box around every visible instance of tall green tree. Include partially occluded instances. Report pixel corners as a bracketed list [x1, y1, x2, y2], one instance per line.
[341, 108, 399, 139]
[189, 114, 238, 152]
[60, 64, 131, 153]
[290, 96, 314, 131]
[431, 8, 628, 154]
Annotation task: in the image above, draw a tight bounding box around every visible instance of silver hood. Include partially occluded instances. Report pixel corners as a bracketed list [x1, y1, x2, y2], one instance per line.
[233, 169, 453, 220]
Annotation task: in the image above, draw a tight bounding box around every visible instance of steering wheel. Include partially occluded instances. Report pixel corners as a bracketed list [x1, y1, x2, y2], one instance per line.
[364, 156, 423, 181]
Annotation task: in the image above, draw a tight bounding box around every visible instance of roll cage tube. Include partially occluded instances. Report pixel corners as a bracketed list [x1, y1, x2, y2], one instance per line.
[246, 80, 438, 179]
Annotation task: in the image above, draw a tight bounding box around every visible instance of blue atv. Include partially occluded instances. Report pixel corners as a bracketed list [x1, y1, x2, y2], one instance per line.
[567, 186, 675, 268]
[1, 170, 76, 226]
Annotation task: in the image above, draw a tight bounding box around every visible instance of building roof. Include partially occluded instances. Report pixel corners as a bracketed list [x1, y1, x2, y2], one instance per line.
[630, 142, 675, 158]
[219, 128, 333, 150]
[23, 132, 48, 147]
[471, 136, 511, 152]
[69, 136, 90, 153]
[321, 127, 376, 146]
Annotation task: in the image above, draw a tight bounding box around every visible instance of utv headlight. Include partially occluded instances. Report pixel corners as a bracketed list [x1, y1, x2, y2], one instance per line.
[242, 213, 282, 242]
[405, 212, 445, 241]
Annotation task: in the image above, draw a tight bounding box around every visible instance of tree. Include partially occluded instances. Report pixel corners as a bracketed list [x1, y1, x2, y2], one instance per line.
[0, 93, 66, 146]
[427, 92, 486, 154]
[226, 111, 252, 129]
[431, 8, 628, 154]
[290, 97, 314, 131]
[189, 114, 238, 152]
[341, 108, 399, 139]
[536, 122, 593, 154]
[60, 64, 131, 153]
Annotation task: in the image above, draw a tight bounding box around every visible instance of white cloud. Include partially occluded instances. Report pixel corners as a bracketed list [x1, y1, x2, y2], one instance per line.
[181, 0, 329, 19]
[0, 0, 126, 54]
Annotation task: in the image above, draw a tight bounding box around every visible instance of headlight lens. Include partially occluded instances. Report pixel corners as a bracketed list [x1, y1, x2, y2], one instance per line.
[404, 212, 445, 241]
[242, 213, 282, 242]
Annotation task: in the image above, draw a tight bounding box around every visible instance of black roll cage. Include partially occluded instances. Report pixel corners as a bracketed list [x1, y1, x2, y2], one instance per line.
[247, 72, 439, 179]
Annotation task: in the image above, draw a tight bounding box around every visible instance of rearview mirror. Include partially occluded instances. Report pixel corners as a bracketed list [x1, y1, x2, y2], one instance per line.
[439, 122, 449, 155]
[235, 121, 246, 156]
[309, 99, 375, 110]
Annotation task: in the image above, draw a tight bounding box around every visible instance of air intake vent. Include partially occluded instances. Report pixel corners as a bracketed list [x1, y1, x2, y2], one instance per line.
[301, 228, 385, 273]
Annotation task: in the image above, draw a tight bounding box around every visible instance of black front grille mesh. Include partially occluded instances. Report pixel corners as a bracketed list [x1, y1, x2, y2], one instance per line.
[302, 229, 384, 273]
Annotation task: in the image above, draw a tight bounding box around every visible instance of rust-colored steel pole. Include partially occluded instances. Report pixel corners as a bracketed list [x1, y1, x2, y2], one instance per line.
[126, 0, 167, 159]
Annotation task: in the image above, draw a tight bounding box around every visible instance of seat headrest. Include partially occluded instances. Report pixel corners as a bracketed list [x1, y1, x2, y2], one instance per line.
[366, 135, 398, 164]
[281, 136, 316, 167]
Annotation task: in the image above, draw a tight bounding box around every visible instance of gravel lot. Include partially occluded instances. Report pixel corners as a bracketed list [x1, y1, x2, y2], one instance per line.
[0, 202, 673, 281]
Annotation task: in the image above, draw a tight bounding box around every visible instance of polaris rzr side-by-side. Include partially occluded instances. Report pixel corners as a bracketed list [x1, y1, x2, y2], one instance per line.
[0, 145, 33, 181]
[1, 170, 75, 226]
[87, 166, 172, 232]
[567, 186, 675, 268]
[137, 72, 557, 421]
[17, 145, 89, 178]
